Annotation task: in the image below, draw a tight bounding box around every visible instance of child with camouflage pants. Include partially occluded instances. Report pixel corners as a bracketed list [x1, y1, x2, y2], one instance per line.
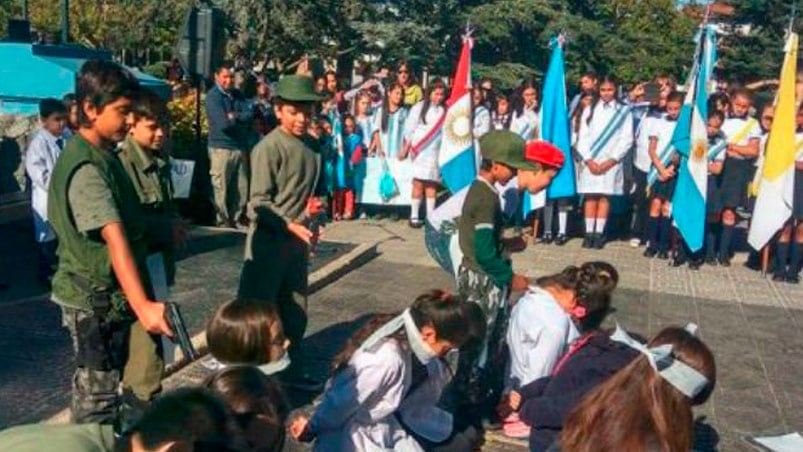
[453, 131, 535, 418]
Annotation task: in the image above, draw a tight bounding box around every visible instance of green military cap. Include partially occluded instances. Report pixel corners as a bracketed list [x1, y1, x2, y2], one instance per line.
[478, 130, 539, 171]
[274, 75, 323, 102]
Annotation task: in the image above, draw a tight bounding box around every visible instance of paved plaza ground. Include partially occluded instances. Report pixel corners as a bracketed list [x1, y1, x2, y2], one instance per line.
[1, 217, 802, 451]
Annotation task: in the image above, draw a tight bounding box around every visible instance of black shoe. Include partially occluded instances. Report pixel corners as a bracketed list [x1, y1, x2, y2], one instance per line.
[644, 248, 657, 258]
[705, 255, 718, 266]
[772, 271, 787, 282]
[408, 219, 424, 229]
[657, 250, 669, 260]
[593, 234, 605, 249]
[787, 273, 800, 284]
[555, 234, 568, 246]
[744, 255, 761, 271]
[582, 235, 593, 248]
[689, 259, 703, 270]
[718, 256, 731, 267]
[672, 255, 688, 267]
[542, 233, 554, 244]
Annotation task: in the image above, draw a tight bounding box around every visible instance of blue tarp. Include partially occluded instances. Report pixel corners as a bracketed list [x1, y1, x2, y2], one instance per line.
[0, 43, 170, 115]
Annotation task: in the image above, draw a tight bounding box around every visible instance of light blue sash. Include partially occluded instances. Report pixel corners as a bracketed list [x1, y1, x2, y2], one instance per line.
[589, 104, 632, 160]
[646, 141, 677, 188]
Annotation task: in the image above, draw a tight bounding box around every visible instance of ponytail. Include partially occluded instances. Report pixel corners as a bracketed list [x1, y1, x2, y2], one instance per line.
[536, 261, 619, 332]
[380, 83, 405, 133]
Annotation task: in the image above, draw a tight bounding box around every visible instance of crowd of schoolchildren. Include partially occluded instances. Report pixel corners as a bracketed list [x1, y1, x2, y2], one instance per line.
[247, 63, 802, 284]
[0, 59, 722, 452]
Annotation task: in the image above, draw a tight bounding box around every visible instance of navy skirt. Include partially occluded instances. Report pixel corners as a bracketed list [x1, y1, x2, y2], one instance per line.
[652, 177, 677, 200]
[719, 157, 755, 209]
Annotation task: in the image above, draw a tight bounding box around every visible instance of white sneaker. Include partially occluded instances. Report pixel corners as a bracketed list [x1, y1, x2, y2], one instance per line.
[629, 238, 642, 248]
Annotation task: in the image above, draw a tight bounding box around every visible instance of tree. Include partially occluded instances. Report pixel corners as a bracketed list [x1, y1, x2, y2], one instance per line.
[461, 0, 695, 89]
[717, 0, 802, 83]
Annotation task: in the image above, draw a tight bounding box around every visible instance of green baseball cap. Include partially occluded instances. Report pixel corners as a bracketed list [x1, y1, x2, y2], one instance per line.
[478, 130, 539, 171]
[274, 75, 323, 102]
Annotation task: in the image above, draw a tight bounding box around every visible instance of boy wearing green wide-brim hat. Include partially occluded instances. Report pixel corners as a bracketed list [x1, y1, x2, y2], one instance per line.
[452, 130, 536, 416]
[238, 75, 326, 367]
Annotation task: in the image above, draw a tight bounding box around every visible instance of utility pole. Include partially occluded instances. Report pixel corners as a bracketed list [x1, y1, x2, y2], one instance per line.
[61, 0, 69, 44]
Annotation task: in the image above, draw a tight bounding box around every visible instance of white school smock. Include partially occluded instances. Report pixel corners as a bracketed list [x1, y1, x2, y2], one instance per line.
[647, 115, 679, 169]
[356, 115, 375, 150]
[473, 106, 491, 139]
[634, 115, 659, 173]
[506, 287, 580, 389]
[25, 128, 65, 243]
[372, 108, 408, 159]
[404, 102, 444, 182]
[575, 101, 634, 195]
[720, 116, 761, 161]
[709, 133, 727, 167]
[309, 338, 452, 452]
[510, 108, 540, 140]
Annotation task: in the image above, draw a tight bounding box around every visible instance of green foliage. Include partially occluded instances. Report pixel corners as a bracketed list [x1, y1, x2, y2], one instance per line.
[718, 0, 803, 82]
[143, 61, 169, 79]
[1, 0, 793, 88]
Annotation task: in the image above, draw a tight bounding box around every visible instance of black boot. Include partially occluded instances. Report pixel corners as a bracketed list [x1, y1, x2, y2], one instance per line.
[593, 233, 606, 249]
[673, 238, 689, 267]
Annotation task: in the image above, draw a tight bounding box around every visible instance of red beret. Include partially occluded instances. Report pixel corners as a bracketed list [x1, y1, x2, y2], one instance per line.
[525, 140, 565, 169]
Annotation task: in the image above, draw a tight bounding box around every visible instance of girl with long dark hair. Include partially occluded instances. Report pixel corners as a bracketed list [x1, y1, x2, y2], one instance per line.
[288, 290, 486, 451]
[575, 76, 634, 250]
[510, 78, 541, 140]
[401, 80, 448, 228]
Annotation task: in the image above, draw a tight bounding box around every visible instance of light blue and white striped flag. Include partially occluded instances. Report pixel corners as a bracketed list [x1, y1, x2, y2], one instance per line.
[672, 25, 717, 252]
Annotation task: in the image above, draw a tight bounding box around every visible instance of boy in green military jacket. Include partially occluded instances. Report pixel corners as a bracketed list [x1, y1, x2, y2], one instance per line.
[48, 60, 172, 424]
[117, 87, 189, 408]
[453, 130, 536, 417]
[238, 75, 324, 368]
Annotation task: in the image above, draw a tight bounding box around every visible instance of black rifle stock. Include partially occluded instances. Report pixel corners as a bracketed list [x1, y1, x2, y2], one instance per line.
[164, 302, 198, 361]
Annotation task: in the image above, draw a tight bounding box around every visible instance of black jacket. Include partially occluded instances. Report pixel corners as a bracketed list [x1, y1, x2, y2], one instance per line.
[518, 330, 640, 452]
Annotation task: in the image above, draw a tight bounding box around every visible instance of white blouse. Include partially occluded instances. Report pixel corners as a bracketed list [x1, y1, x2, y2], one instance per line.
[506, 287, 580, 389]
[309, 338, 452, 451]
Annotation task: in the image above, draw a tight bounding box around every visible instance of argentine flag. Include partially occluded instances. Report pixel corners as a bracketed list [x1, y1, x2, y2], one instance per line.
[522, 36, 575, 217]
[438, 37, 476, 194]
[672, 25, 717, 252]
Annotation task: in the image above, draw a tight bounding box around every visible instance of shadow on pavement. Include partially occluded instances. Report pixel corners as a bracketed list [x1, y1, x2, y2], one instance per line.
[284, 313, 376, 409]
